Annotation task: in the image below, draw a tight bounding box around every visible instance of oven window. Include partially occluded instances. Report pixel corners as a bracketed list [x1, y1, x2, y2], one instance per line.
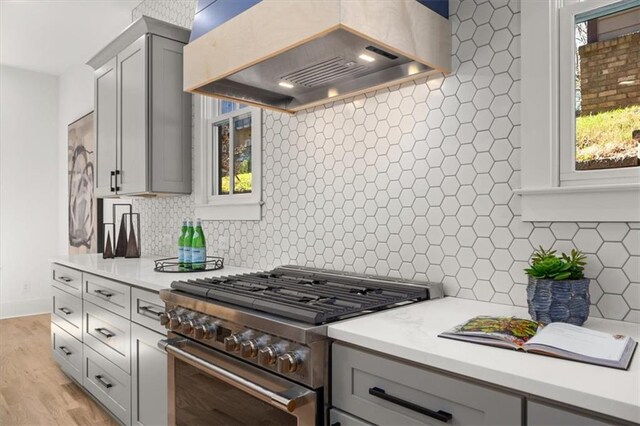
[175, 359, 297, 426]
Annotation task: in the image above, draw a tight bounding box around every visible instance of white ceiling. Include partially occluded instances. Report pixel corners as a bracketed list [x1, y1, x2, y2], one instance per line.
[1, 0, 141, 76]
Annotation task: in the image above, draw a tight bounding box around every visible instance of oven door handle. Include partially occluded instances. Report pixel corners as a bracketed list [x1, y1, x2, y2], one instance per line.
[159, 338, 313, 413]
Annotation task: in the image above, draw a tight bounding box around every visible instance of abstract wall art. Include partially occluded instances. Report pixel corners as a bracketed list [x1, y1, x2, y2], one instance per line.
[68, 111, 101, 254]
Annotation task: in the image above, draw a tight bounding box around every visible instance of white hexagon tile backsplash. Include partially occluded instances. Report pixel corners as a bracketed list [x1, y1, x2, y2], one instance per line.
[131, 0, 639, 322]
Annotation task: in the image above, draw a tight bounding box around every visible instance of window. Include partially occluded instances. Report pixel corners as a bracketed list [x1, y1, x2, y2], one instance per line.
[193, 97, 262, 220]
[560, 0, 640, 184]
[518, 0, 640, 222]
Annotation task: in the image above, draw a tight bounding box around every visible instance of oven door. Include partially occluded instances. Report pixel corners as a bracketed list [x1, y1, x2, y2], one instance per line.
[159, 335, 320, 426]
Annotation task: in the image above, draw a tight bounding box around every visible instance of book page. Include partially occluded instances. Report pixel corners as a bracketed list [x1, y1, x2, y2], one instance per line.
[442, 316, 539, 348]
[525, 323, 629, 361]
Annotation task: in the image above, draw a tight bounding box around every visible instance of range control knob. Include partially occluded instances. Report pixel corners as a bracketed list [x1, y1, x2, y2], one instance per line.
[168, 311, 183, 329]
[194, 321, 218, 340]
[240, 340, 261, 358]
[181, 318, 200, 335]
[258, 346, 280, 366]
[277, 352, 301, 374]
[159, 312, 170, 327]
[224, 335, 243, 352]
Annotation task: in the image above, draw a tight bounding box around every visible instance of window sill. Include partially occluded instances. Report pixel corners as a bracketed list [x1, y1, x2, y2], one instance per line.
[515, 183, 640, 222]
[195, 202, 262, 221]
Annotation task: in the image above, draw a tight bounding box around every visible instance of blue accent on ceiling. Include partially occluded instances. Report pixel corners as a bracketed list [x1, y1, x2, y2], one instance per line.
[190, 0, 448, 43]
[416, 0, 449, 19]
[190, 0, 262, 42]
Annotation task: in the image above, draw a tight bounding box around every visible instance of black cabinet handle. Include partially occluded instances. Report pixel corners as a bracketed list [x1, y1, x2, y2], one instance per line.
[110, 170, 115, 192]
[58, 276, 72, 282]
[59, 346, 72, 356]
[94, 289, 114, 298]
[94, 327, 115, 339]
[114, 169, 121, 192]
[368, 387, 452, 423]
[95, 374, 113, 389]
[139, 305, 163, 318]
[58, 307, 72, 315]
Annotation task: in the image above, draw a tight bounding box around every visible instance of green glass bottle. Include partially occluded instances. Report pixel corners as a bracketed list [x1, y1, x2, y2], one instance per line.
[177, 219, 188, 270]
[183, 219, 194, 270]
[191, 218, 206, 270]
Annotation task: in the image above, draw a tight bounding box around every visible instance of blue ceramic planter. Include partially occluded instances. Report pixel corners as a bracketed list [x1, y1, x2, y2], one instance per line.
[526, 278, 590, 326]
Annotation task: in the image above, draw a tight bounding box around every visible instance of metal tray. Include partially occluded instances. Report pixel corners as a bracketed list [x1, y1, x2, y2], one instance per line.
[154, 256, 224, 273]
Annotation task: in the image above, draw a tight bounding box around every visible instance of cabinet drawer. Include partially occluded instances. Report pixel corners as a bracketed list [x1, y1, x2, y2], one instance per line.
[52, 264, 82, 296]
[84, 345, 131, 426]
[51, 322, 83, 384]
[131, 288, 166, 335]
[84, 301, 131, 373]
[528, 401, 614, 426]
[332, 344, 522, 426]
[51, 286, 83, 340]
[84, 273, 131, 319]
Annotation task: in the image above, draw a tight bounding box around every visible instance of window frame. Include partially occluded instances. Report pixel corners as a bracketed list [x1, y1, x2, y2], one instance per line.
[193, 95, 263, 221]
[559, 0, 640, 186]
[517, 0, 640, 222]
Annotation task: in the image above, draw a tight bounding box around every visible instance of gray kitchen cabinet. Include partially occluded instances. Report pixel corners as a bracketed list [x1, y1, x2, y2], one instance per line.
[51, 261, 168, 426]
[528, 401, 615, 426]
[94, 57, 118, 198]
[88, 16, 191, 197]
[333, 343, 523, 425]
[131, 323, 167, 426]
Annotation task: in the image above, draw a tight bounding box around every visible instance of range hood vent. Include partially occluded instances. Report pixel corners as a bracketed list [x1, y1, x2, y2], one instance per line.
[282, 57, 370, 88]
[185, 0, 451, 114]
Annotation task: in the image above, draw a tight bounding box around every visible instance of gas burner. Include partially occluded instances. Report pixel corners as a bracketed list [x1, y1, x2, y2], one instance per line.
[169, 265, 434, 325]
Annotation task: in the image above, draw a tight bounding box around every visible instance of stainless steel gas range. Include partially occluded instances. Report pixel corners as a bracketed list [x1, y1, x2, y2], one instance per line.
[158, 265, 443, 426]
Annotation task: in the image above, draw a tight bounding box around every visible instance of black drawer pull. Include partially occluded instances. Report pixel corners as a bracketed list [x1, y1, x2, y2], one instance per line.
[59, 346, 72, 356]
[94, 327, 115, 339]
[139, 305, 163, 317]
[330, 423, 341, 426]
[58, 307, 72, 315]
[58, 276, 72, 282]
[95, 374, 113, 389]
[94, 289, 114, 298]
[369, 387, 453, 423]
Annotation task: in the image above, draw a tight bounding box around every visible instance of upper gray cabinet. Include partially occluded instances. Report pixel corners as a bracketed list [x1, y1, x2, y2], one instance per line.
[88, 16, 192, 197]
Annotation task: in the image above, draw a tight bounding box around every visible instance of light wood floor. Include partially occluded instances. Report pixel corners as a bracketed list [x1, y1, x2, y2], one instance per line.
[0, 314, 117, 426]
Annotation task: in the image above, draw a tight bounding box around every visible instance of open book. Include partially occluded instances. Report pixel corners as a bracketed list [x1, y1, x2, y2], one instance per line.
[439, 316, 637, 370]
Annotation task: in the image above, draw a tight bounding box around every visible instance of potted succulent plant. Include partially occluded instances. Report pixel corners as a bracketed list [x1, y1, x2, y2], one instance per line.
[524, 247, 590, 326]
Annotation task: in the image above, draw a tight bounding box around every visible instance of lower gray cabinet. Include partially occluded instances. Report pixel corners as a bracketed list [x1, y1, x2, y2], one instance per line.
[332, 343, 523, 426]
[84, 344, 132, 425]
[131, 322, 167, 426]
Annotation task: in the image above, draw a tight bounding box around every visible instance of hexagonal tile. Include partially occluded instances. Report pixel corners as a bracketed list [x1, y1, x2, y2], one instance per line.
[623, 256, 640, 282]
[598, 242, 629, 268]
[597, 294, 629, 321]
[623, 230, 640, 256]
[623, 284, 640, 310]
[573, 229, 604, 253]
[597, 223, 629, 241]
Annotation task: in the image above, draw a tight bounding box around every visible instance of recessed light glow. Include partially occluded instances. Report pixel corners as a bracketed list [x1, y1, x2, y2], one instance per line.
[278, 81, 294, 89]
[328, 88, 339, 98]
[619, 80, 636, 86]
[358, 54, 375, 62]
[407, 64, 420, 76]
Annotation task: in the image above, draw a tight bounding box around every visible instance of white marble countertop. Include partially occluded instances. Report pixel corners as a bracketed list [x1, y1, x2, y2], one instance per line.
[328, 297, 640, 423]
[51, 254, 259, 292]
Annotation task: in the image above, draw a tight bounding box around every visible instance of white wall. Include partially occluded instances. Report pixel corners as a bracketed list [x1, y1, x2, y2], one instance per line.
[57, 63, 98, 256]
[0, 65, 59, 318]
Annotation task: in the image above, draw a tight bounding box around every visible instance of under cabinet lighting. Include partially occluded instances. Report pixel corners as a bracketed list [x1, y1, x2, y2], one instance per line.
[278, 81, 294, 89]
[358, 53, 375, 62]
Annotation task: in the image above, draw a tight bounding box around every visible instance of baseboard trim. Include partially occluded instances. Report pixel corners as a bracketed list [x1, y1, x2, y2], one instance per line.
[0, 297, 50, 319]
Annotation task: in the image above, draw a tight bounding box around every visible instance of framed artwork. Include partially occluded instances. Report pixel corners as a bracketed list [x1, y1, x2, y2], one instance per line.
[68, 111, 102, 254]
